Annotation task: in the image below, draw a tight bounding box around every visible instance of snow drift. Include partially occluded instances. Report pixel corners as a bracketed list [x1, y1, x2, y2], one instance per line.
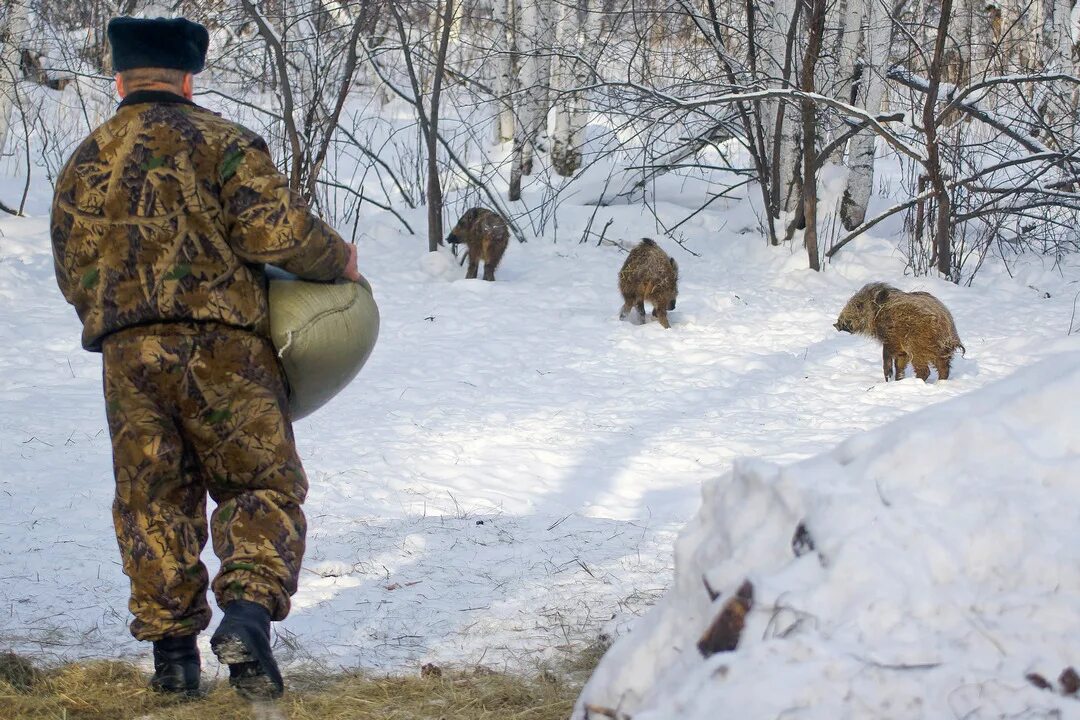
[574, 351, 1080, 720]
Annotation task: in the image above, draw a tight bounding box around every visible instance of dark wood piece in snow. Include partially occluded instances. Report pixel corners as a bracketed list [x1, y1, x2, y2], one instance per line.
[697, 580, 754, 657]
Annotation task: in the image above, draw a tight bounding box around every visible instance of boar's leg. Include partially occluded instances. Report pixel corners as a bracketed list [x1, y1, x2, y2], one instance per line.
[882, 345, 898, 381]
[895, 350, 913, 380]
[913, 361, 931, 381]
[482, 263, 496, 281]
[937, 355, 952, 380]
[466, 256, 480, 279]
[619, 300, 636, 321]
[654, 307, 671, 329]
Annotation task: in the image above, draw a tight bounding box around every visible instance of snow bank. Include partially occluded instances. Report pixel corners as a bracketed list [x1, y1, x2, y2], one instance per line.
[574, 352, 1080, 719]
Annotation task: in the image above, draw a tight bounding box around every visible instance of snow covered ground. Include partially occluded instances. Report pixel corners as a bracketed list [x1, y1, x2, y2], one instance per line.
[2, 162, 1080, 687]
[573, 350, 1080, 720]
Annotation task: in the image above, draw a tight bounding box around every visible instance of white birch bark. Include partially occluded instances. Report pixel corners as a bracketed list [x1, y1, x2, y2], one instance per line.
[760, 0, 801, 216]
[551, 0, 588, 176]
[492, 0, 515, 142]
[509, 0, 544, 199]
[0, 0, 29, 157]
[535, 0, 555, 140]
[1034, 0, 1079, 146]
[840, 0, 889, 230]
[944, 0, 971, 86]
[828, 0, 863, 165]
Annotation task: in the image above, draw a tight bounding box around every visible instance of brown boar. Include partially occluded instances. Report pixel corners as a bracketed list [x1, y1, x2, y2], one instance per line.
[618, 238, 679, 329]
[834, 282, 965, 381]
[445, 208, 509, 281]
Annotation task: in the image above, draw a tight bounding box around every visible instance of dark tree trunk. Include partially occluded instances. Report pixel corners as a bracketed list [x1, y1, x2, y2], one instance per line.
[800, 0, 827, 271]
[426, 0, 455, 251]
[923, 0, 955, 279]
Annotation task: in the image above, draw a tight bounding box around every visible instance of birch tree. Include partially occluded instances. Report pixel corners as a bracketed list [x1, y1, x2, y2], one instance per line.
[508, 0, 547, 200]
[0, 0, 30, 163]
[550, 0, 591, 176]
[838, 0, 889, 229]
[759, 0, 802, 222]
[492, 0, 515, 142]
[1035, 0, 1077, 142]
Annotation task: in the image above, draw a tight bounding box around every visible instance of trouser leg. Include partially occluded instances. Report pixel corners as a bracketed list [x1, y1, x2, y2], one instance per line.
[179, 328, 308, 621]
[103, 335, 211, 641]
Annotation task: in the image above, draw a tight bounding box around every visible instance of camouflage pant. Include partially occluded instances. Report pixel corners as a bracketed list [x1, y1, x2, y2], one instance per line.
[102, 323, 307, 642]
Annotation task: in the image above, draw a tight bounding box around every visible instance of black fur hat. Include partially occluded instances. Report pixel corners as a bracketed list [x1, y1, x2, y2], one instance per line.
[107, 17, 209, 74]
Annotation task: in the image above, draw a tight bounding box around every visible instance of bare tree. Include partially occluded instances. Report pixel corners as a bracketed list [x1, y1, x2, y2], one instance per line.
[799, 0, 827, 271]
[386, 0, 457, 250]
[922, 0, 955, 278]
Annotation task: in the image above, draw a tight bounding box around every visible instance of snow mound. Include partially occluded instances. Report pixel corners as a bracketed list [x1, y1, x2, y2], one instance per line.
[574, 352, 1080, 720]
[417, 247, 458, 278]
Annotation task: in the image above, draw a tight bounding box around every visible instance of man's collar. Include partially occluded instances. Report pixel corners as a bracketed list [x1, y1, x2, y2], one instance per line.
[118, 89, 197, 109]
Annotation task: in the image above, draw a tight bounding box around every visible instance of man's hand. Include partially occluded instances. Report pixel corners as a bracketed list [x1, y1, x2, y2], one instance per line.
[342, 243, 362, 283]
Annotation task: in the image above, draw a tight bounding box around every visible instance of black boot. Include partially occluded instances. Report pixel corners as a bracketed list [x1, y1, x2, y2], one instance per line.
[210, 600, 284, 700]
[150, 634, 200, 697]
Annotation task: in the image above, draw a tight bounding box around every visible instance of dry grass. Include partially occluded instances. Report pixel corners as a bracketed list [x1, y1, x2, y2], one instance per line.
[0, 650, 591, 720]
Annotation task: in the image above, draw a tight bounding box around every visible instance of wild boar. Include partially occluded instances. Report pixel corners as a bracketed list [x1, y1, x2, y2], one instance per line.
[835, 282, 965, 381]
[618, 238, 679, 329]
[445, 208, 509, 281]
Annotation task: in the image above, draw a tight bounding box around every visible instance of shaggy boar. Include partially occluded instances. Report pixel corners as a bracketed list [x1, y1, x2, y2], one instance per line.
[835, 282, 965, 381]
[618, 238, 679, 329]
[445, 208, 509, 281]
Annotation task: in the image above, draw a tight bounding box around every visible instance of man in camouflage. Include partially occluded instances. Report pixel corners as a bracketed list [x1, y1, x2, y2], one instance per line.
[50, 16, 359, 699]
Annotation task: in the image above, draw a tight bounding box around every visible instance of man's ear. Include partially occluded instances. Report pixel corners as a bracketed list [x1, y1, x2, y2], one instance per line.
[182, 73, 194, 100]
[115, 74, 125, 99]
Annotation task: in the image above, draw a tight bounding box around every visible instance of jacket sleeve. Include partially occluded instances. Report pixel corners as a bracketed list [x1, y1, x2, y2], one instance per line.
[218, 135, 350, 281]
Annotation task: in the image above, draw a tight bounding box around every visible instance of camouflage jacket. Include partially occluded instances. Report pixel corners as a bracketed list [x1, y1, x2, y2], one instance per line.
[51, 90, 350, 351]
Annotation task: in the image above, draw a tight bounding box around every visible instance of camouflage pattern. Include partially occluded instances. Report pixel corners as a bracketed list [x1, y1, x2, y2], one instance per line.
[103, 322, 306, 641]
[51, 92, 350, 352]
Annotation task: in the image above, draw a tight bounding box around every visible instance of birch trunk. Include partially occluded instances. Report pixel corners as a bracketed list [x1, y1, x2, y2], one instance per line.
[0, 0, 29, 156]
[492, 0, 515, 142]
[534, 0, 554, 151]
[831, 0, 861, 165]
[551, 0, 587, 176]
[839, 0, 889, 230]
[1036, 0, 1077, 141]
[508, 0, 544, 199]
[760, 0, 801, 218]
